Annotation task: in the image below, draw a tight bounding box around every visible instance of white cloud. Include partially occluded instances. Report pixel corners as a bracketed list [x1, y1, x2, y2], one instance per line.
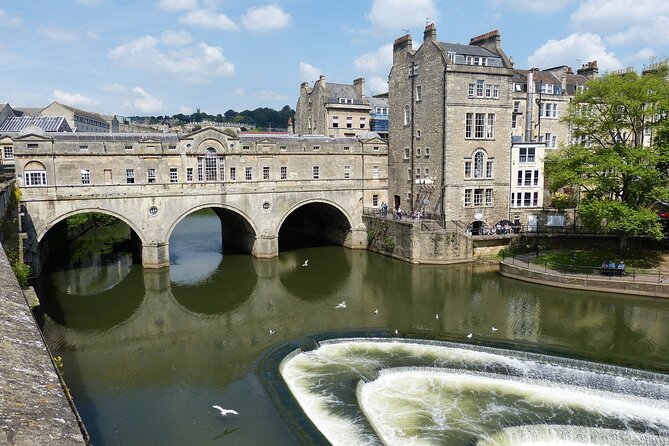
[180, 105, 192, 114]
[128, 87, 163, 113]
[157, 0, 198, 11]
[527, 33, 622, 72]
[179, 8, 238, 30]
[86, 30, 100, 39]
[53, 90, 99, 107]
[571, 0, 669, 47]
[233, 87, 245, 96]
[0, 8, 20, 26]
[367, 76, 388, 95]
[109, 35, 234, 83]
[160, 29, 193, 47]
[489, 0, 574, 14]
[39, 26, 78, 42]
[299, 62, 322, 82]
[571, 0, 669, 29]
[368, 0, 437, 30]
[102, 84, 163, 113]
[634, 47, 656, 61]
[255, 90, 289, 101]
[354, 44, 392, 74]
[241, 4, 291, 32]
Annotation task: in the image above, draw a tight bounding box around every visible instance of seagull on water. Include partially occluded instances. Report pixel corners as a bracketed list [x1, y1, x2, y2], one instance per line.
[335, 300, 347, 309]
[374, 309, 379, 315]
[213, 405, 238, 416]
[491, 326, 498, 332]
[269, 329, 276, 335]
[302, 259, 309, 267]
[394, 329, 399, 335]
[435, 313, 439, 319]
[466, 333, 473, 339]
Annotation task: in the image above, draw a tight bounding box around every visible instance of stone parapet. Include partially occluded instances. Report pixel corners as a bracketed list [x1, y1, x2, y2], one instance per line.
[0, 244, 87, 445]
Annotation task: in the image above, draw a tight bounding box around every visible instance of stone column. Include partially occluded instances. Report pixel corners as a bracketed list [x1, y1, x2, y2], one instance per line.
[252, 235, 278, 259]
[142, 242, 170, 269]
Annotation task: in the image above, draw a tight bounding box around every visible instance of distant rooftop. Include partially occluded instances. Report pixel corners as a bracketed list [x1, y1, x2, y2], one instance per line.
[0, 116, 72, 133]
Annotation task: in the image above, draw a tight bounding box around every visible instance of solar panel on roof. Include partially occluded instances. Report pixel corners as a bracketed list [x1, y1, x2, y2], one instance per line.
[0, 116, 70, 132]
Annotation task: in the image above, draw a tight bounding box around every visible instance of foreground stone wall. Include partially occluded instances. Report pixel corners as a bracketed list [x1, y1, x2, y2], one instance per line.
[0, 245, 87, 445]
[364, 216, 472, 263]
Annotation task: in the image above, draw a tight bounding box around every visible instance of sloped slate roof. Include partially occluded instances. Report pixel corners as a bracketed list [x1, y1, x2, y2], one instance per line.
[438, 42, 499, 58]
[0, 116, 72, 132]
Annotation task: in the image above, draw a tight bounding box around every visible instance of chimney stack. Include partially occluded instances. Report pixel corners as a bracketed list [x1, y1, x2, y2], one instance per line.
[353, 77, 365, 98]
[423, 23, 436, 42]
[393, 33, 413, 52]
[577, 60, 598, 79]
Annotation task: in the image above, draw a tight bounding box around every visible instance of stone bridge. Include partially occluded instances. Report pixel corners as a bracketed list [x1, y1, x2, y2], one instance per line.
[12, 127, 388, 272]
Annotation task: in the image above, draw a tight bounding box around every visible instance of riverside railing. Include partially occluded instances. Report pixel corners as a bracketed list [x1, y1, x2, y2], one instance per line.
[503, 253, 669, 284]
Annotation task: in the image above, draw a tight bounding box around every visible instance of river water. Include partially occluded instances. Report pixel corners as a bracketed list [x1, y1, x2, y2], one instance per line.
[34, 211, 669, 445]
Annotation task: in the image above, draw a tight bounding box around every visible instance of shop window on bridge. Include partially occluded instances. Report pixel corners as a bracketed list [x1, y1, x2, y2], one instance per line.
[24, 161, 47, 186]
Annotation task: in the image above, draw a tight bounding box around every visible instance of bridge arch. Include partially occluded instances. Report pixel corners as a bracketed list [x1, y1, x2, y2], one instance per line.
[36, 207, 148, 244]
[165, 203, 261, 256]
[277, 199, 356, 249]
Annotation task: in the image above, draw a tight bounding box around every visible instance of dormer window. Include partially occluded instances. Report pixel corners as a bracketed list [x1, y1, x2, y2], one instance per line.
[540, 83, 555, 94]
[339, 98, 354, 104]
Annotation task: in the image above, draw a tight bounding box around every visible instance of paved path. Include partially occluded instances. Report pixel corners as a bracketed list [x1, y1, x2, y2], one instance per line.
[0, 244, 87, 446]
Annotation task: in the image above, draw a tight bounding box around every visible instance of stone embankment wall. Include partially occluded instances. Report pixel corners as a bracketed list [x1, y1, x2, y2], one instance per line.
[0, 180, 15, 242]
[364, 216, 472, 263]
[0, 245, 87, 445]
[500, 260, 669, 298]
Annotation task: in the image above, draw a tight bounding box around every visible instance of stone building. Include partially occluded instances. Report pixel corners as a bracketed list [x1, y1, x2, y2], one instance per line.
[295, 76, 372, 138]
[389, 24, 514, 232]
[508, 63, 592, 225]
[11, 125, 388, 270]
[39, 101, 113, 133]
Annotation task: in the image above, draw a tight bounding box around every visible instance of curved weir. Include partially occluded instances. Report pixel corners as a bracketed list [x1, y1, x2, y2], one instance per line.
[279, 338, 669, 445]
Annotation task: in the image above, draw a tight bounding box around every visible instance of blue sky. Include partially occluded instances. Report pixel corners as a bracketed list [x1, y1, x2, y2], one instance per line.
[1, 0, 667, 116]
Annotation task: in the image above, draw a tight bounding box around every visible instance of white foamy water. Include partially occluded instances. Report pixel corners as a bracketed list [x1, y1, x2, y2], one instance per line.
[279, 339, 669, 446]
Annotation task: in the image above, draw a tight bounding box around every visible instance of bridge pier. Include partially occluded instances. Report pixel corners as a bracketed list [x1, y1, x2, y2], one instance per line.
[142, 242, 170, 269]
[252, 236, 279, 259]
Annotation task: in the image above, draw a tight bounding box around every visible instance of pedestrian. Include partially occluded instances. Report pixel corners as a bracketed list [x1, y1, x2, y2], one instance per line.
[397, 207, 402, 220]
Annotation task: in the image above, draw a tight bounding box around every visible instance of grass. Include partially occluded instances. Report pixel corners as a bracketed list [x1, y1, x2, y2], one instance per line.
[529, 249, 666, 273]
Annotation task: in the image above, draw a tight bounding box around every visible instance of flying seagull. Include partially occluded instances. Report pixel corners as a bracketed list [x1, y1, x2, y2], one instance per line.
[466, 333, 473, 339]
[491, 326, 498, 332]
[335, 300, 346, 309]
[302, 259, 309, 267]
[213, 405, 238, 416]
[269, 329, 276, 335]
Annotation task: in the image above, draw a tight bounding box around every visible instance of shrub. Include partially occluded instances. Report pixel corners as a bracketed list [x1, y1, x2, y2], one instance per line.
[382, 236, 395, 252]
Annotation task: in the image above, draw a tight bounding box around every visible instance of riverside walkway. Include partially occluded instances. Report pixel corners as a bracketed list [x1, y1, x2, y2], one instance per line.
[500, 255, 669, 298]
[0, 244, 87, 445]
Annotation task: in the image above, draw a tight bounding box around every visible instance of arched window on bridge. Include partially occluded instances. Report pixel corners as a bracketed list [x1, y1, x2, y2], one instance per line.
[197, 147, 225, 182]
[23, 161, 47, 186]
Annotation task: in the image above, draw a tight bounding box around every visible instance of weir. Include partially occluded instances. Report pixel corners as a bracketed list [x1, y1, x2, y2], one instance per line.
[280, 338, 669, 445]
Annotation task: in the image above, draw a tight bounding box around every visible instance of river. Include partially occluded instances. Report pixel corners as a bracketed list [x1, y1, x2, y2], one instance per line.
[33, 211, 669, 445]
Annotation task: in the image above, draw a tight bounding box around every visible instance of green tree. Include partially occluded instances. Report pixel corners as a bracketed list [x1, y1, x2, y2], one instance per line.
[545, 64, 669, 249]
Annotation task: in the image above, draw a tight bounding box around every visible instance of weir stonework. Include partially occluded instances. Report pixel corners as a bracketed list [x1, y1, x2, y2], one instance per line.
[0, 245, 87, 445]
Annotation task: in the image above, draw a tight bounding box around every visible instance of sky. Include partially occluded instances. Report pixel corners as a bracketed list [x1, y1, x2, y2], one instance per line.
[0, 0, 667, 117]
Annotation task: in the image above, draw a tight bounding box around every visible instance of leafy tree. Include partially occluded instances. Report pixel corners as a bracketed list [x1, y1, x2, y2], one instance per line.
[545, 64, 669, 249]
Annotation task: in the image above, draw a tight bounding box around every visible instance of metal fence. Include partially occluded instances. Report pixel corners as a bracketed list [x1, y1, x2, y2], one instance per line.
[504, 253, 669, 284]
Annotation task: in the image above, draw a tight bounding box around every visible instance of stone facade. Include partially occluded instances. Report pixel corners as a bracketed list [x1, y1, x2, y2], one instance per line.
[11, 126, 388, 270]
[295, 76, 372, 138]
[389, 25, 514, 232]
